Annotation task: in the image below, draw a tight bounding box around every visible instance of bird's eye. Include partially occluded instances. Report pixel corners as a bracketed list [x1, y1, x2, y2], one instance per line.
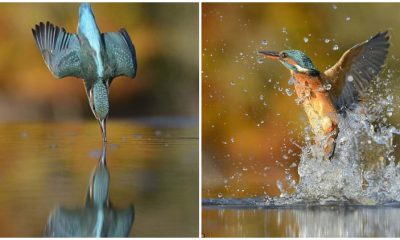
[280, 52, 288, 58]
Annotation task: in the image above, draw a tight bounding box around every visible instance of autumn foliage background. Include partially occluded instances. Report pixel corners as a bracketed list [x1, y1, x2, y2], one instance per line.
[0, 3, 198, 121]
[202, 3, 400, 198]
[0, 3, 199, 237]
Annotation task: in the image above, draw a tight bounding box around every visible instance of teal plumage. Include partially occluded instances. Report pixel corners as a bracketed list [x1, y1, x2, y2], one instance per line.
[259, 31, 390, 159]
[282, 50, 319, 73]
[93, 82, 109, 121]
[32, 3, 137, 142]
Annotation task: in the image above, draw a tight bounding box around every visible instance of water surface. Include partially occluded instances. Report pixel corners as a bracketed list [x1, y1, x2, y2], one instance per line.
[203, 202, 400, 237]
[0, 119, 198, 237]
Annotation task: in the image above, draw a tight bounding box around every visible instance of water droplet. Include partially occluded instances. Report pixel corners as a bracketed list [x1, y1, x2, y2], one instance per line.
[230, 81, 236, 86]
[257, 58, 264, 64]
[332, 44, 339, 51]
[288, 78, 295, 85]
[346, 16, 351, 21]
[324, 84, 332, 90]
[217, 193, 223, 198]
[303, 37, 309, 43]
[387, 111, 393, 117]
[259, 94, 264, 101]
[285, 88, 293, 96]
[295, 97, 303, 105]
[332, 4, 337, 10]
[242, 167, 248, 171]
[347, 75, 354, 82]
[261, 39, 268, 45]
[282, 27, 287, 34]
[324, 38, 330, 43]
[230, 137, 235, 143]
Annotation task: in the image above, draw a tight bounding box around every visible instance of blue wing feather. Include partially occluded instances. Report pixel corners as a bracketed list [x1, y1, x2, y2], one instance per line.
[103, 29, 137, 79]
[32, 21, 83, 79]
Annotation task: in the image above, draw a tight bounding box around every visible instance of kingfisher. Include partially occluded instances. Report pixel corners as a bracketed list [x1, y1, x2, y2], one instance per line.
[32, 3, 137, 142]
[259, 31, 389, 159]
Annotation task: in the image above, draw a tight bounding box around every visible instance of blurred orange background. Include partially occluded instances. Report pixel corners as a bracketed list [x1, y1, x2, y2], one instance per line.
[0, 3, 199, 237]
[202, 3, 400, 198]
[0, 3, 198, 121]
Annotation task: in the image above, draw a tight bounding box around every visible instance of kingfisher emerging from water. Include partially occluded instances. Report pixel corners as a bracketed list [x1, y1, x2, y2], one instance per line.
[259, 31, 389, 159]
[32, 3, 137, 142]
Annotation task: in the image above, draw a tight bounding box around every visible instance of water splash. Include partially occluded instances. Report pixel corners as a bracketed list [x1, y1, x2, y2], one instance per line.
[277, 74, 400, 205]
[205, 70, 400, 207]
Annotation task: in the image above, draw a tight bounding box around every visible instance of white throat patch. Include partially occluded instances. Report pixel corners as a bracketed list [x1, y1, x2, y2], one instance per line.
[294, 64, 310, 73]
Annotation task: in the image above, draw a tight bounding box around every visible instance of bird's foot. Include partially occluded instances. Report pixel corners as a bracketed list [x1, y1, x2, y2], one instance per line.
[324, 137, 337, 160]
[323, 127, 339, 160]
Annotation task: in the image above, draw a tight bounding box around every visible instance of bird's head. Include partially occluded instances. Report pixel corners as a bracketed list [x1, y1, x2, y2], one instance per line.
[89, 82, 109, 142]
[92, 83, 109, 121]
[259, 49, 320, 76]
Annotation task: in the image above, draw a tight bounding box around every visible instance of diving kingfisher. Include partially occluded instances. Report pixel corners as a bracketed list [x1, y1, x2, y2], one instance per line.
[32, 3, 137, 142]
[259, 31, 389, 159]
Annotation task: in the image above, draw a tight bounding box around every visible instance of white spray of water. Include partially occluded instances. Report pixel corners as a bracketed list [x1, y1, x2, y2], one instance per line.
[275, 74, 400, 205]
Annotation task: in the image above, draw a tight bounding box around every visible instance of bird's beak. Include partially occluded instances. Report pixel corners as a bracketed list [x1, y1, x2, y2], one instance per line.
[100, 118, 107, 142]
[259, 50, 280, 60]
[100, 141, 107, 165]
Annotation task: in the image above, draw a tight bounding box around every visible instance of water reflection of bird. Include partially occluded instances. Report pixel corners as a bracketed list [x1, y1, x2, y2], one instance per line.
[259, 31, 389, 159]
[44, 143, 135, 237]
[32, 3, 137, 142]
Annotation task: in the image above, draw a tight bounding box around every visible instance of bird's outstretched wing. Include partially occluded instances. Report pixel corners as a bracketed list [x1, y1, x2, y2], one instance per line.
[103, 28, 137, 79]
[32, 22, 83, 79]
[323, 31, 389, 112]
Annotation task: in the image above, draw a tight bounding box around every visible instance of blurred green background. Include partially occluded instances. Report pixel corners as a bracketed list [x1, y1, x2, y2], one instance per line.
[202, 3, 400, 199]
[0, 3, 198, 121]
